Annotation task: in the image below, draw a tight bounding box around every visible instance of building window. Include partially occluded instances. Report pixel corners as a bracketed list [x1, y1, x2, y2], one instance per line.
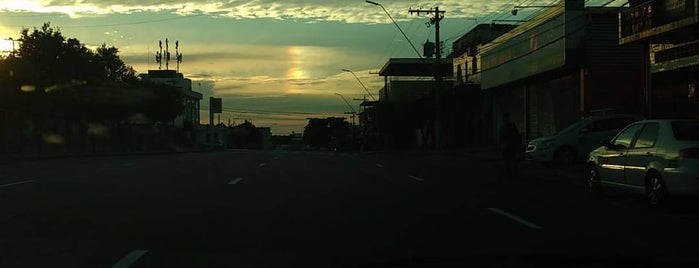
[690, 83, 696, 102]
[530, 34, 537, 50]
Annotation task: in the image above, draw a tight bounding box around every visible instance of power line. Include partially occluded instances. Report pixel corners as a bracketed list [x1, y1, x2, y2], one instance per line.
[200, 106, 337, 117]
[61, 14, 206, 28]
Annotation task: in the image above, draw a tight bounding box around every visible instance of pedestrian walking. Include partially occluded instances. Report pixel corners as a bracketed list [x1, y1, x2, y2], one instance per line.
[499, 112, 522, 179]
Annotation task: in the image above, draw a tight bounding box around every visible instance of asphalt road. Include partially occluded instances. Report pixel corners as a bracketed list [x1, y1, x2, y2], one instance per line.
[1, 150, 699, 267]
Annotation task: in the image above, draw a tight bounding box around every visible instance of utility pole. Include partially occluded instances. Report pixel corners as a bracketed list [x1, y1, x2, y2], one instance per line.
[344, 112, 356, 126]
[409, 6, 445, 149]
[342, 69, 377, 101]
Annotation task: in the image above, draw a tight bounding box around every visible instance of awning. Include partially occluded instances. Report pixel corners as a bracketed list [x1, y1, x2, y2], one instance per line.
[378, 58, 453, 77]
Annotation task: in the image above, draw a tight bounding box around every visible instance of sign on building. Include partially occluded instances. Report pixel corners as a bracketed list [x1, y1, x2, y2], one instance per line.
[210, 97, 222, 113]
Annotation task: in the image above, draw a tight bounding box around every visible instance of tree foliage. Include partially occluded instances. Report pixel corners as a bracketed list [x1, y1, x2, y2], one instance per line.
[303, 117, 350, 149]
[0, 22, 186, 154]
[228, 120, 263, 149]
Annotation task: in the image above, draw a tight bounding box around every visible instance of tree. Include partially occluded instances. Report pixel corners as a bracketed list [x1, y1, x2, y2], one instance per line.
[228, 120, 262, 149]
[95, 44, 137, 83]
[303, 117, 350, 150]
[1, 22, 192, 153]
[140, 82, 185, 123]
[17, 23, 99, 88]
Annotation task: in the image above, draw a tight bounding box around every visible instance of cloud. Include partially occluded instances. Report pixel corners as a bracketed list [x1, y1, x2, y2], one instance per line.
[0, 0, 571, 23]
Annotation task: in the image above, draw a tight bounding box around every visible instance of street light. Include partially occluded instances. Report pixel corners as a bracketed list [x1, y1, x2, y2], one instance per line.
[334, 93, 357, 126]
[365, 0, 423, 59]
[342, 69, 377, 101]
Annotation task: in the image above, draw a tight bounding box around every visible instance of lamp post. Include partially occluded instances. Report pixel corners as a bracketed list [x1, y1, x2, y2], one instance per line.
[342, 69, 377, 101]
[334, 93, 358, 126]
[409, 6, 446, 149]
[365, 0, 423, 59]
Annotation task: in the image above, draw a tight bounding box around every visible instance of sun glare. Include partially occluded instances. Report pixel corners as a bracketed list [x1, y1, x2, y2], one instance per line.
[0, 38, 13, 56]
[285, 46, 307, 79]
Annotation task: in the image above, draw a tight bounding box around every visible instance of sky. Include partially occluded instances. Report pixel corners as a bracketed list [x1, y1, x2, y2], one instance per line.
[0, 0, 622, 134]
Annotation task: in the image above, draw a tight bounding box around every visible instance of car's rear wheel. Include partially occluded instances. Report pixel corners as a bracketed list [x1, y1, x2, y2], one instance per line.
[554, 147, 575, 165]
[587, 166, 602, 195]
[646, 174, 667, 207]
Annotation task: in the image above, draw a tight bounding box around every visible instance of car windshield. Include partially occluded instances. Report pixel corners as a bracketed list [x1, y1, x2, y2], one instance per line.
[2, 1, 699, 268]
[672, 121, 699, 141]
[558, 119, 587, 135]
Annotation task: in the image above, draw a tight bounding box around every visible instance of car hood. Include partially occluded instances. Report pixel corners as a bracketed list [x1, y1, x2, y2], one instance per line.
[529, 135, 558, 144]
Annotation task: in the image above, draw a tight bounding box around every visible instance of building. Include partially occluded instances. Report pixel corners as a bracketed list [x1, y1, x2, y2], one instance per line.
[139, 69, 203, 130]
[451, 23, 517, 87]
[194, 124, 228, 148]
[257, 127, 272, 149]
[361, 58, 453, 149]
[450, 23, 517, 145]
[479, 0, 646, 143]
[619, 0, 699, 118]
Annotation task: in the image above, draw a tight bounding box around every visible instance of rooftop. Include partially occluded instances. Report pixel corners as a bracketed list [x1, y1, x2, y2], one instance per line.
[378, 58, 453, 77]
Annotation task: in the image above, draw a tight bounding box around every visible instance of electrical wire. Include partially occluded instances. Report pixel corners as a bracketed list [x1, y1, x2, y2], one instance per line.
[61, 14, 206, 28]
[200, 106, 337, 117]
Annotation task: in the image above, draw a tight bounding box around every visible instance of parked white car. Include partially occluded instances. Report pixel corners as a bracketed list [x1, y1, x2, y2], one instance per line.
[586, 119, 699, 206]
[525, 114, 643, 164]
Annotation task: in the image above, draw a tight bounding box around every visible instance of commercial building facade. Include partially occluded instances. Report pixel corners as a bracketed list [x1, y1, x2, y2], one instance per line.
[139, 69, 202, 130]
[451, 23, 518, 145]
[480, 0, 645, 143]
[619, 0, 699, 119]
[360, 58, 453, 149]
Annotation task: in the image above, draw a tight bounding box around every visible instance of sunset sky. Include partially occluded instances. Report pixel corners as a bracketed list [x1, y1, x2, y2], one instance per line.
[0, 0, 623, 134]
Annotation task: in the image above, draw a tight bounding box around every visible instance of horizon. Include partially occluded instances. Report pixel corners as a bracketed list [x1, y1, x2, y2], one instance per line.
[0, 0, 625, 134]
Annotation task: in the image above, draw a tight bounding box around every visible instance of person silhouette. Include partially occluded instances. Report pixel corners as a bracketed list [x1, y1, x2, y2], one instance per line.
[499, 112, 521, 179]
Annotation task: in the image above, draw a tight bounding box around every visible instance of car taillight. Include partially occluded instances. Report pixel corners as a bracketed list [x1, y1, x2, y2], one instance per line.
[679, 148, 699, 159]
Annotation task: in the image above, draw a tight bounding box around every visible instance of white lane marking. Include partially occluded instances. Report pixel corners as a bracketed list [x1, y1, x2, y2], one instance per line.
[408, 175, 424, 182]
[488, 208, 543, 229]
[111, 249, 149, 268]
[259, 163, 267, 167]
[273, 156, 279, 160]
[376, 164, 384, 168]
[228, 177, 244, 185]
[0, 180, 35, 188]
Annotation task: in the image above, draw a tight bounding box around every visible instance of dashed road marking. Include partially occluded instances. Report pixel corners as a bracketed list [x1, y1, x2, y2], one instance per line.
[111, 249, 149, 268]
[376, 164, 384, 168]
[0, 180, 35, 188]
[273, 156, 279, 160]
[408, 175, 424, 182]
[259, 163, 267, 167]
[228, 177, 244, 185]
[488, 208, 543, 229]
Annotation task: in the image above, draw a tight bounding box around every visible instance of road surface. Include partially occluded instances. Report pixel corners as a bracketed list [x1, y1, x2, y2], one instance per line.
[1, 150, 698, 267]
